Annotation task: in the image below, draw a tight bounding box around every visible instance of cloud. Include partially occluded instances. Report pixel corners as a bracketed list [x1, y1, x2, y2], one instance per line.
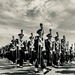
[0, 25, 30, 47]
[0, 0, 75, 45]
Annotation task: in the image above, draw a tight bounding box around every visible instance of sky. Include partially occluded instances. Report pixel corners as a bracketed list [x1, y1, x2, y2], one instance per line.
[0, 0, 75, 47]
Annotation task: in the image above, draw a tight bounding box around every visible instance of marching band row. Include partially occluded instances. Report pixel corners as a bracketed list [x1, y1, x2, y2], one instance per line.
[0, 23, 74, 74]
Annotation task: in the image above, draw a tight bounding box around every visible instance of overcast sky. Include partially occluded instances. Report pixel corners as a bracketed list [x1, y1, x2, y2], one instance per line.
[0, 0, 75, 47]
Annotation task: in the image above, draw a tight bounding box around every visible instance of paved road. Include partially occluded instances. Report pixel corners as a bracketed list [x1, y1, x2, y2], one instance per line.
[0, 58, 43, 75]
[0, 58, 75, 75]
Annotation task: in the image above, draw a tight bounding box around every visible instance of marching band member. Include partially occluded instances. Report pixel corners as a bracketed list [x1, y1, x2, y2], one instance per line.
[65, 41, 69, 63]
[9, 36, 16, 64]
[23, 40, 28, 62]
[10, 41, 16, 64]
[17, 29, 24, 67]
[34, 23, 49, 74]
[11, 36, 15, 44]
[60, 35, 66, 65]
[69, 44, 73, 63]
[45, 29, 53, 69]
[28, 33, 35, 65]
[53, 32, 60, 67]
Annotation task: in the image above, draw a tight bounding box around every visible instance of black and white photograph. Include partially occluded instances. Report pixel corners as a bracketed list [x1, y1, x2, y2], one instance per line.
[0, 0, 75, 75]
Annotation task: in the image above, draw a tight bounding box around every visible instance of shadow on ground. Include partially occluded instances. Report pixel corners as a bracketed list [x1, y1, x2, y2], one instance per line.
[0, 66, 15, 69]
[56, 70, 75, 75]
[57, 66, 75, 69]
[1, 67, 41, 75]
[1, 71, 40, 75]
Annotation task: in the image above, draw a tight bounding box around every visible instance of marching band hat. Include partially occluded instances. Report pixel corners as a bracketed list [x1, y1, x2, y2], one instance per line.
[21, 29, 23, 32]
[56, 32, 58, 34]
[29, 36, 34, 39]
[63, 35, 65, 37]
[46, 33, 52, 37]
[49, 29, 52, 32]
[54, 36, 59, 41]
[56, 32, 59, 37]
[18, 29, 24, 37]
[40, 23, 43, 26]
[18, 33, 24, 37]
[29, 33, 34, 39]
[54, 32, 59, 40]
[37, 29, 42, 35]
[12, 36, 14, 38]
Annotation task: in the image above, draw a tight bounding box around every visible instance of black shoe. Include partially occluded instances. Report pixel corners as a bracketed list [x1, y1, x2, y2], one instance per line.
[46, 66, 52, 71]
[35, 70, 39, 73]
[34, 68, 39, 73]
[20, 66, 23, 68]
[44, 70, 49, 75]
[43, 69, 49, 75]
